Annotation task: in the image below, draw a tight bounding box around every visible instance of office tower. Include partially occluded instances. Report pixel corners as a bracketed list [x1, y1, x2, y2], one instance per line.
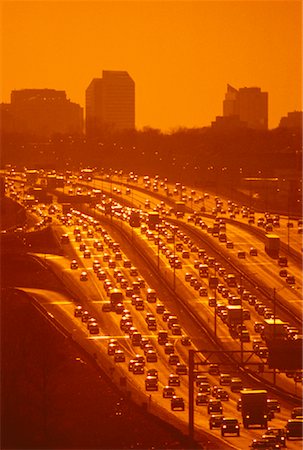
[9, 89, 83, 137]
[279, 111, 302, 129]
[223, 84, 268, 130]
[86, 70, 135, 136]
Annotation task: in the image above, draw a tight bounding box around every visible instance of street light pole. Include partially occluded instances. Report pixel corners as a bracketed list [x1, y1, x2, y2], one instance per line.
[214, 288, 217, 340]
[157, 225, 160, 270]
[240, 276, 243, 364]
[188, 350, 195, 441]
[273, 287, 277, 385]
[173, 227, 176, 291]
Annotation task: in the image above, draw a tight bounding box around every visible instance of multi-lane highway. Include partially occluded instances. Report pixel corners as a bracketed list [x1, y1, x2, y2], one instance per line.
[3, 169, 303, 449]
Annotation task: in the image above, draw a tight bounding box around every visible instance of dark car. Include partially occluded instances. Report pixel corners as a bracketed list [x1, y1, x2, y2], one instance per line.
[208, 399, 223, 414]
[221, 418, 240, 436]
[209, 414, 224, 429]
[291, 406, 303, 419]
[249, 438, 281, 449]
[267, 399, 281, 413]
[263, 428, 286, 447]
[285, 418, 303, 440]
[196, 393, 209, 406]
[171, 396, 185, 411]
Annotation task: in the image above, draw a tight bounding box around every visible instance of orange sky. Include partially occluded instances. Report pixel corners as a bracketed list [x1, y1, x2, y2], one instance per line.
[1, 0, 302, 130]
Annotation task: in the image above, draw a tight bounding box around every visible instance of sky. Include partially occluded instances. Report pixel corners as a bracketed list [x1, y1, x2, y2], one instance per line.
[1, 0, 302, 131]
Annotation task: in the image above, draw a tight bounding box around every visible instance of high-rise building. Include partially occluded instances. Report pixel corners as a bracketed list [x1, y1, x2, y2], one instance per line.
[7, 89, 83, 137]
[86, 70, 135, 136]
[223, 84, 268, 130]
[279, 111, 302, 129]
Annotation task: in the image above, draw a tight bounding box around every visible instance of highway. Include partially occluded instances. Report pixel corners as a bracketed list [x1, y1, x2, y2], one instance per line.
[3, 169, 303, 449]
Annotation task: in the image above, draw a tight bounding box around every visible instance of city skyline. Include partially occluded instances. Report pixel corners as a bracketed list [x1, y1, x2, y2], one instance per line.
[1, 1, 302, 131]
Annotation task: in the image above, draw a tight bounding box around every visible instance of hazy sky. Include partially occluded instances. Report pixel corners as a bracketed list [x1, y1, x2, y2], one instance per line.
[1, 1, 302, 130]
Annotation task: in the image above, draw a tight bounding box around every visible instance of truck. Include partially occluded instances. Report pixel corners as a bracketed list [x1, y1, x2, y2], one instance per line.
[265, 234, 280, 258]
[109, 288, 123, 309]
[174, 201, 186, 217]
[148, 211, 160, 230]
[130, 210, 141, 227]
[62, 202, 71, 214]
[241, 389, 268, 429]
[175, 201, 186, 213]
[262, 318, 288, 342]
[226, 305, 242, 329]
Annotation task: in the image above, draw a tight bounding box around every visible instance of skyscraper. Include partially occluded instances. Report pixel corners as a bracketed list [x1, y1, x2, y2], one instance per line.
[86, 70, 135, 136]
[8, 89, 83, 137]
[223, 84, 268, 130]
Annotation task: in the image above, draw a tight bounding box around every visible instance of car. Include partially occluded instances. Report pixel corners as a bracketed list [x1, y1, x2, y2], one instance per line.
[267, 399, 281, 413]
[156, 303, 165, 314]
[171, 324, 182, 335]
[220, 373, 231, 385]
[114, 349, 125, 362]
[199, 287, 208, 297]
[257, 346, 269, 359]
[132, 363, 145, 375]
[147, 368, 158, 379]
[239, 329, 250, 342]
[185, 272, 192, 282]
[226, 241, 234, 249]
[286, 275, 295, 285]
[164, 343, 175, 355]
[88, 322, 99, 335]
[199, 383, 211, 394]
[168, 354, 180, 365]
[146, 350, 157, 362]
[243, 309, 251, 320]
[230, 377, 243, 392]
[279, 269, 288, 277]
[237, 251, 246, 259]
[70, 259, 78, 269]
[208, 297, 216, 307]
[249, 438, 281, 449]
[250, 247, 258, 256]
[208, 363, 220, 375]
[216, 389, 229, 401]
[97, 270, 106, 281]
[145, 375, 158, 391]
[176, 363, 188, 375]
[209, 414, 224, 429]
[83, 249, 91, 259]
[254, 321, 265, 333]
[263, 428, 286, 447]
[181, 336, 191, 346]
[221, 418, 240, 436]
[102, 302, 112, 312]
[80, 271, 88, 281]
[208, 399, 223, 414]
[168, 374, 180, 387]
[74, 305, 83, 317]
[291, 406, 303, 418]
[108, 341, 119, 355]
[196, 393, 209, 406]
[171, 396, 185, 411]
[163, 386, 175, 398]
[285, 418, 303, 439]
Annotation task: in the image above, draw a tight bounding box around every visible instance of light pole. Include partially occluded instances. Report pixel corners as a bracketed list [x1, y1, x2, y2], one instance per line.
[240, 277, 244, 365]
[214, 289, 217, 340]
[173, 226, 176, 291]
[156, 224, 160, 270]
